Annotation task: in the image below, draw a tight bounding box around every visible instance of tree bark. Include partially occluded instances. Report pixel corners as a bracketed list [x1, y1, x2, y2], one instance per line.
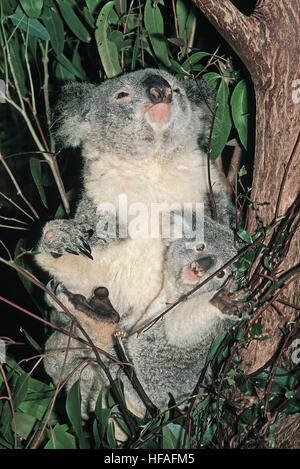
[192, 0, 300, 447]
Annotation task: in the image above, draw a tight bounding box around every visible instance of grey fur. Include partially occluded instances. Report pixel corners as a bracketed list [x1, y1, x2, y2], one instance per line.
[115, 216, 242, 415]
[37, 69, 239, 421]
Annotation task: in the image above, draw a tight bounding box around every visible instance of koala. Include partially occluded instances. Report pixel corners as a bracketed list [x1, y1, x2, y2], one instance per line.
[43, 216, 249, 422]
[35, 68, 233, 340]
[113, 215, 250, 417]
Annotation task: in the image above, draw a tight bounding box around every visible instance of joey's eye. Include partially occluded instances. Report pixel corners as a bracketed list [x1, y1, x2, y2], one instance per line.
[216, 270, 225, 278]
[173, 88, 181, 96]
[115, 90, 131, 100]
[196, 243, 205, 252]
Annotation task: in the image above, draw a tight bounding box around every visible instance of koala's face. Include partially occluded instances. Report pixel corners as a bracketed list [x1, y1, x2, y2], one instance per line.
[55, 69, 213, 160]
[167, 217, 237, 293]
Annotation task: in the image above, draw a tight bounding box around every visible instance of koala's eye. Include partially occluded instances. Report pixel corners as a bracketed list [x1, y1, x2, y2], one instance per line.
[196, 243, 205, 252]
[216, 270, 225, 278]
[173, 88, 182, 96]
[115, 90, 131, 100]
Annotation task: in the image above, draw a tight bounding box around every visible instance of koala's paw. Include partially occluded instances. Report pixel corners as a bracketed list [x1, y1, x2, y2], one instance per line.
[210, 277, 254, 318]
[47, 281, 120, 324]
[41, 220, 93, 260]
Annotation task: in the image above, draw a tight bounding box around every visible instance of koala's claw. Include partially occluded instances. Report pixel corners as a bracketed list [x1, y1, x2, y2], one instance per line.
[210, 277, 253, 318]
[41, 220, 94, 260]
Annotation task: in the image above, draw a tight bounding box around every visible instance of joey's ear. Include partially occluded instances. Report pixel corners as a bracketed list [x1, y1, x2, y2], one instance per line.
[54, 82, 96, 148]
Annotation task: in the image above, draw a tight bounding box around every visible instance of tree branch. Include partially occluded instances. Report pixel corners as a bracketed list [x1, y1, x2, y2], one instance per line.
[191, 0, 265, 82]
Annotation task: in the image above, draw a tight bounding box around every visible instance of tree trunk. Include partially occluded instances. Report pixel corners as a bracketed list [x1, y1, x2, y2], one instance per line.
[192, 0, 300, 447]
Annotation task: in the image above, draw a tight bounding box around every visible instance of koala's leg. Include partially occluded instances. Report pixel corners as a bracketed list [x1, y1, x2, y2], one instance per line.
[44, 330, 106, 420]
[46, 282, 120, 350]
[44, 284, 120, 419]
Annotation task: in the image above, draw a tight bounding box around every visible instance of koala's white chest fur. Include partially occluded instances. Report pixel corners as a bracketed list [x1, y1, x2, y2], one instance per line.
[85, 149, 213, 209]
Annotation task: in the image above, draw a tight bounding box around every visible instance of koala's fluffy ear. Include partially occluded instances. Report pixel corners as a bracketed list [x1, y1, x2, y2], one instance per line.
[54, 82, 96, 148]
[182, 78, 216, 151]
[183, 78, 215, 113]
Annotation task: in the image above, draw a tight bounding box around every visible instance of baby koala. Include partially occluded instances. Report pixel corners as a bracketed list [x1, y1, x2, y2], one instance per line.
[117, 216, 250, 416]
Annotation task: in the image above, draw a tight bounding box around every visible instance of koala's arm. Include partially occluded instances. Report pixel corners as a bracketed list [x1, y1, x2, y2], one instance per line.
[44, 330, 107, 420]
[37, 193, 122, 261]
[163, 292, 225, 348]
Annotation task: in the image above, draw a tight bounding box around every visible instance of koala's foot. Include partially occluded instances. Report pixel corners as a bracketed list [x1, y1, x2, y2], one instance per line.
[210, 277, 253, 318]
[41, 220, 94, 260]
[48, 281, 120, 324]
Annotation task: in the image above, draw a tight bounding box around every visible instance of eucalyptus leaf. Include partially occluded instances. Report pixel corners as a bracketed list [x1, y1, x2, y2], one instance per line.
[20, 0, 43, 18]
[237, 228, 252, 244]
[210, 79, 232, 160]
[144, 0, 171, 68]
[10, 12, 50, 40]
[13, 374, 29, 409]
[162, 423, 190, 449]
[8, 38, 27, 96]
[45, 424, 76, 449]
[29, 157, 48, 208]
[56, 53, 86, 80]
[206, 329, 228, 362]
[95, 2, 122, 78]
[13, 412, 36, 439]
[85, 0, 100, 14]
[57, 0, 91, 43]
[42, 0, 65, 55]
[66, 380, 87, 448]
[176, 0, 189, 41]
[230, 79, 249, 150]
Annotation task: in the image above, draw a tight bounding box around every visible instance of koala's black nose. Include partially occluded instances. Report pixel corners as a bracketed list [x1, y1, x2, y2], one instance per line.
[142, 74, 172, 104]
[196, 256, 214, 272]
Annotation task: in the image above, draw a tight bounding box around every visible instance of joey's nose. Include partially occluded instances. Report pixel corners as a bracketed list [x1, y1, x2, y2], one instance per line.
[142, 74, 172, 104]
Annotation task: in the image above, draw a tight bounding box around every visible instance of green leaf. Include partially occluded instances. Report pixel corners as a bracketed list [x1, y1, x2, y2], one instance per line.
[13, 374, 29, 409]
[66, 381, 90, 449]
[20, 0, 43, 18]
[162, 423, 190, 449]
[98, 41, 122, 78]
[8, 37, 26, 96]
[237, 228, 252, 244]
[2, 0, 18, 15]
[85, 0, 100, 14]
[182, 51, 210, 71]
[10, 12, 50, 40]
[176, 0, 189, 41]
[29, 157, 48, 208]
[106, 421, 117, 447]
[13, 412, 37, 439]
[42, 0, 65, 55]
[95, 1, 122, 78]
[57, 0, 91, 43]
[210, 79, 232, 160]
[54, 61, 76, 81]
[14, 238, 34, 297]
[72, 42, 87, 80]
[22, 329, 42, 353]
[206, 329, 228, 362]
[263, 256, 272, 272]
[56, 53, 86, 80]
[45, 424, 76, 449]
[230, 79, 249, 150]
[144, 0, 171, 68]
